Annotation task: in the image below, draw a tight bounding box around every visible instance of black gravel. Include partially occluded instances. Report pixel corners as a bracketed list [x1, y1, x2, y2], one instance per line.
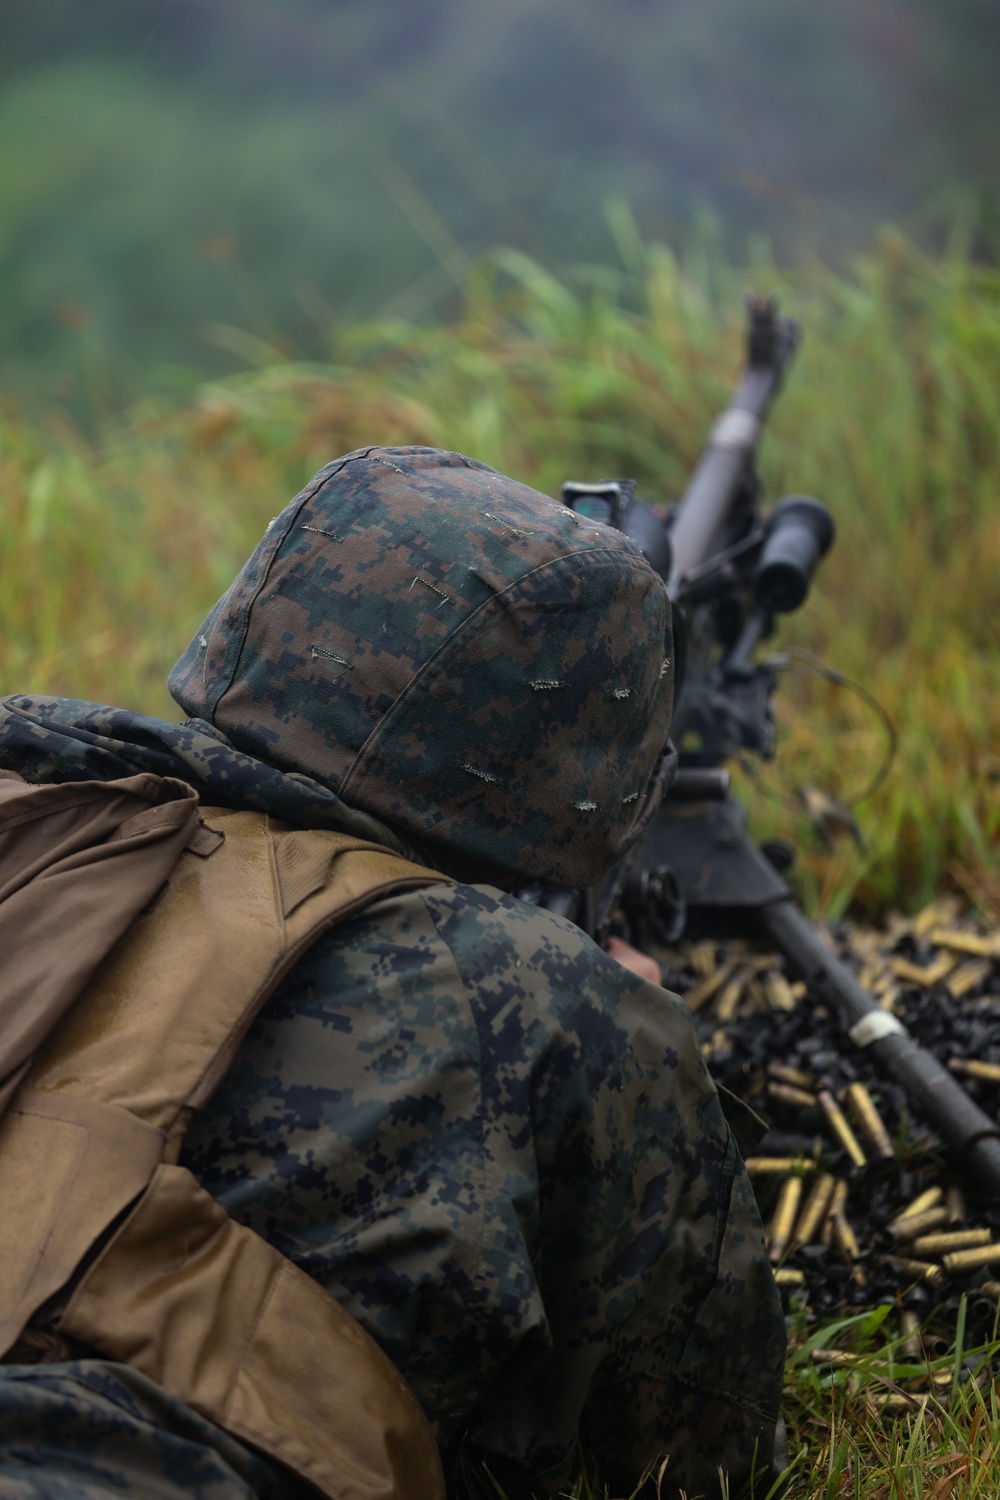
[668, 923, 1000, 1359]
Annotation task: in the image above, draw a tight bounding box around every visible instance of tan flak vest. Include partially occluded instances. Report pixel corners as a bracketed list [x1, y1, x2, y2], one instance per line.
[0, 803, 451, 1500]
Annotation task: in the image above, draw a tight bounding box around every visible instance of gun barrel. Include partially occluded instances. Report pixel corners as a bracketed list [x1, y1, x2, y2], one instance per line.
[667, 317, 798, 597]
[760, 897, 1000, 1199]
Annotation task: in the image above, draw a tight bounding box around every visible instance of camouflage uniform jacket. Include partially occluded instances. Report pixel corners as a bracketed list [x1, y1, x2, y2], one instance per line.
[0, 695, 784, 1498]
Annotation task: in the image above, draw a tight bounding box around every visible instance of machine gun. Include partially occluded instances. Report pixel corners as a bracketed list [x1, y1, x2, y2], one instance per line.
[545, 296, 1000, 1200]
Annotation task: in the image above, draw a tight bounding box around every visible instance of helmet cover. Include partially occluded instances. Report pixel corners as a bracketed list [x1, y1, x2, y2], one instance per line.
[169, 446, 674, 885]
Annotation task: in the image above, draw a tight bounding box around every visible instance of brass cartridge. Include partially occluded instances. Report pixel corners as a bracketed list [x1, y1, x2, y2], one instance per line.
[899, 1308, 921, 1361]
[887, 1207, 949, 1242]
[767, 1082, 818, 1110]
[942, 1244, 999, 1274]
[684, 959, 738, 1014]
[971, 1289, 1000, 1320]
[883, 1256, 946, 1287]
[768, 1176, 803, 1263]
[817, 1090, 867, 1168]
[945, 1184, 966, 1224]
[792, 1173, 836, 1249]
[745, 1157, 815, 1176]
[716, 969, 750, 1023]
[844, 1082, 895, 1160]
[871, 1393, 928, 1417]
[774, 1268, 805, 1288]
[810, 1348, 858, 1368]
[822, 1179, 848, 1247]
[764, 973, 798, 1012]
[947, 1058, 1000, 1085]
[910, 1229, 991, 1257]
[929, 927, 1000, 959]
[920, 1331, 950, 1359]
[946, 960, 991, 999]
[767, 1060, 816, 1091]
[890, 954, 957, 988]
[832, 1211, 861, 1262]
[887, 1186, 943, 1230]
[979, 1280, 1000, 1300]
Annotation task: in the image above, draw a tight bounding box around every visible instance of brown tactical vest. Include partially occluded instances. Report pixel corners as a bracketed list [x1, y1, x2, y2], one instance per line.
[0, 803, 451, 1500]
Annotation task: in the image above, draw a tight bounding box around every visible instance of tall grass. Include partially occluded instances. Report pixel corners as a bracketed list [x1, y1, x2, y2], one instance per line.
[2, 231, 999, 1494]
[2, 228, 999, 918]
[467, 1311, 1000, 1499]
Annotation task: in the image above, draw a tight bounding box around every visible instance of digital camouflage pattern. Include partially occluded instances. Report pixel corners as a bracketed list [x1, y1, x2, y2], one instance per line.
[0, 447, 784, 1499]
[0, 695, 784, 1497]
[0, 695, 418, 857]
[0, 1361, 316, 1499]
[168, 446, 675, 887]
[180, 879, 785, 1496]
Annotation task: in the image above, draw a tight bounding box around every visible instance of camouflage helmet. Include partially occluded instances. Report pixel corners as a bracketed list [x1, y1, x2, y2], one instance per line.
[169, 446, 674, 886]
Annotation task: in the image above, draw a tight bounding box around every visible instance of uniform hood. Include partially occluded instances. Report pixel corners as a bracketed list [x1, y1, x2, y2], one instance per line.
[169, 446, 673, 886]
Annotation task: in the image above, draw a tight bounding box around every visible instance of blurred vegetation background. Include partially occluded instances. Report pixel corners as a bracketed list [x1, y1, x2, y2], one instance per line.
[1, 1, 999, 923]
[4, 0, 1000, 404]
[4, 239, 999, 920]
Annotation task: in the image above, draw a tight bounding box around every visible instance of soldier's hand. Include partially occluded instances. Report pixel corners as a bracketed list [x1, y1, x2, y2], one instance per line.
[603, 935, 662, 986]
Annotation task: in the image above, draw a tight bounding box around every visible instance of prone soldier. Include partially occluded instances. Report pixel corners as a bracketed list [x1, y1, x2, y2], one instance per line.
[0, 447, 785, 1498]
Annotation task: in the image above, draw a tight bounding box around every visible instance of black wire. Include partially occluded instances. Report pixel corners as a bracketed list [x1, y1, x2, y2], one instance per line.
[739, 647, 897, 811]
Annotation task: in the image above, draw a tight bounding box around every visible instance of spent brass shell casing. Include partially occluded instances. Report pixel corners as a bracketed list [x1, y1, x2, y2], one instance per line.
[891, 954, 956, 988]
[745, 1157, 815, 1176]
[899, 1308, 921, 1361]
[889, 1186, 944, 1227]
[832, 1211, 862, 1262]
[871, 1393, 928, 1417]
[844, 1082, 895, 1160]
[942, 1244, 999, 1274]
[946, 959, 992, 999]
[829, 1178, 848, 1216]
[883, 1256, 946, 1287]
[921, 1332, 951, 1359]
[930, 927, 1000, 959]
[817, 1090, 867, 1168]
[774, 1267, 805, 1287]
[768, 1176, 803, 1263]
[947, 1058, 1000, 1085]
[910, 1229, 991, 1257]
[888, 1206, 950, 1242]
[822, 1179, 848, 1248]
[810, 1348, 858, 1368]
[945, 1184, 967, 1224]
[767, 1082, 818, 1110]
[767, 1060, 816, 1091]
[978, 1280, 1000, 1301]
[792, 1173, 836, 1248]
